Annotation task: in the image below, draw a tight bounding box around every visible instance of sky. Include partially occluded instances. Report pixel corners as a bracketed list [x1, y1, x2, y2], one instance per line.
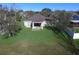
[0, 3, 79, 11]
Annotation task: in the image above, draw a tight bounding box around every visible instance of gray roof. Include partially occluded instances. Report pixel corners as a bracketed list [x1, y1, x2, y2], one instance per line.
[70, 13, 79, 23]
[26, 14, 46, 22]
[72, 14, 79, 20]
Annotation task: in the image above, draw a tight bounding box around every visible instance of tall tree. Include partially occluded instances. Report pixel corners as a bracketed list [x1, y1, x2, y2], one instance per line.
[41, 8, 52, 17]
[0, 6, 21, 37]
[53, 10, 72, 30]
[75, 11, 79, 15]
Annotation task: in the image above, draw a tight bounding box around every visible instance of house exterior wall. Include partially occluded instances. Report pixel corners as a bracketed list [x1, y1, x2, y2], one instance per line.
[24, 20, 47, 30]
[32, 26, 41, 30]
[32, 21, 47, 30]
[24, 21, 32, 28]
[32, 22, 42, 30]
[41, 21, 47, 29]
[70, 22, 79, 27]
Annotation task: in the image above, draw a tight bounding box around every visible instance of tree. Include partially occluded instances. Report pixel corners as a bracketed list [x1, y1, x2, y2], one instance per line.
[0, 6, 21, 37]
[75, 11, 79, 15]
[6, 9, 21, 37]
[53, 10, 72, 30]
[18, 10, 23, 12]
[41, 8, 52, 17]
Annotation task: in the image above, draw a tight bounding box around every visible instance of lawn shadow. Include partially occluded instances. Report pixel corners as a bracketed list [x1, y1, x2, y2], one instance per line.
[53, 27, 79, 55]
[45, 26, 79, 55]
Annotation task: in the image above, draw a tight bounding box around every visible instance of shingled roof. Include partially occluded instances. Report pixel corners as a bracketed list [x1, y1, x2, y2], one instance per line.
[26, 14, 46, 22]
[70, 13, 79, 23]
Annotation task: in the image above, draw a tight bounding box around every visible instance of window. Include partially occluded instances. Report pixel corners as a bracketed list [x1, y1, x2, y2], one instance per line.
[34, 23, 41, 26]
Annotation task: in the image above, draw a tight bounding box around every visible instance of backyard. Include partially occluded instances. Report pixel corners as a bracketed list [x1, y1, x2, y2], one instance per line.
[72, 27, 79, 33]
[0, 21, 71, 55]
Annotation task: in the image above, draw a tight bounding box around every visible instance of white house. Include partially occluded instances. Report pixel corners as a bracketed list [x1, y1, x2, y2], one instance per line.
[24, 14, 48, 30]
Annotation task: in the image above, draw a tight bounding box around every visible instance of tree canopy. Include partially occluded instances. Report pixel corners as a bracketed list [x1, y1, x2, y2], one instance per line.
[53, 10, 72, 29]
[0, 5, 21, 38]
[41, 8, 52, 17]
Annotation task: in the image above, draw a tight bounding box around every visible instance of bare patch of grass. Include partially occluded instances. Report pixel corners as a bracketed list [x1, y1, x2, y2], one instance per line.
[0, 40, 70, 54]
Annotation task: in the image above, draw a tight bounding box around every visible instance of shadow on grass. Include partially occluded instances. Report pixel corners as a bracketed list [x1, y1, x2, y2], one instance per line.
[46, 26, 79, 55]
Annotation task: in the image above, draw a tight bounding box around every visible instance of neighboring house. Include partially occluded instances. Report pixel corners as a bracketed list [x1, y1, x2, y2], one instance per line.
[70, 14, 79, 39]
[24, 12, 79, 39]
[24, 14, 52, 30]
[65, 13, 79, 39]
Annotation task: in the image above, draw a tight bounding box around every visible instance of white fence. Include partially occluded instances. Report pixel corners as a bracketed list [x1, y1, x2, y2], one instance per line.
[64, 28, 79, 39]
[73, 33, 79, 39]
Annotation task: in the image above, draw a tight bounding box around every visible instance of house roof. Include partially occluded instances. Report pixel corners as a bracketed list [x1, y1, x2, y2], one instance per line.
[26, 14, 47, 22]
[70, 13, 79, 23]
[72, 13, 79, 20]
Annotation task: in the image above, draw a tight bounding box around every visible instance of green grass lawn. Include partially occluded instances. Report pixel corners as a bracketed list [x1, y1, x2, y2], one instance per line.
[72, 27, 79, 33]
[73, 39, 79, 48]
[0, 21, 71, 55]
